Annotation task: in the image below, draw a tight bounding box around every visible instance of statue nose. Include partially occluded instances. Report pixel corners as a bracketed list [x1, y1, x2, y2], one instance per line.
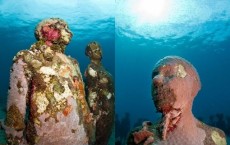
[153, 74, 164, 86]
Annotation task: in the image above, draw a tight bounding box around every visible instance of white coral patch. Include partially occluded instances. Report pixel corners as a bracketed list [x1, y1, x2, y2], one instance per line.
[44, 77, 51, 83]
[18, 87, 24, 93]
[54, 81, 73, 102]
[59, 65, 71, 78]
[88, 67, 97, 77]
[39, 67, 57, 75]
[99, 77, 108, 84]
[31, 60, 42, 68]
[89, 92, 97, 99]
[175, 64, 187, 78]
[44, 47, 52, 53]
[61, 29, 70, 43]
[35, 93, 49, 114]
[89, 92, 97, 107]
[106, 92, 112, 100]
[211, 131, 227, 145]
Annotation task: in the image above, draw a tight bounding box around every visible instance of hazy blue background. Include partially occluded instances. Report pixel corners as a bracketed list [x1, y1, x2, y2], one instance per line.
[116, 0, 230, 143]
[0, 0, 114, 143]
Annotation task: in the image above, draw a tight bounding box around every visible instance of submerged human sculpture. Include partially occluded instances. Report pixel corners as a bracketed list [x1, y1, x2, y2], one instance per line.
[85, 41, 114, 145]
[3, 18, 95, 145]
[127, 56, 226, 145]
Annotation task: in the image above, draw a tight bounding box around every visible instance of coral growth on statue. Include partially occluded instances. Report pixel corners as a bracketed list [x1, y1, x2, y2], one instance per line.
[85, 41, 115, 145]
[3, 18, 95, 145]
[127, 56, 227, 145]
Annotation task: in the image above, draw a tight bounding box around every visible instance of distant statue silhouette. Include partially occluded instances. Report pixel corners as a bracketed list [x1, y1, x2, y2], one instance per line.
[116, 114, 121, 140]
[3, 18, 95, 145]
[85, 41, 114, 145]
[127, 56, 227, 145]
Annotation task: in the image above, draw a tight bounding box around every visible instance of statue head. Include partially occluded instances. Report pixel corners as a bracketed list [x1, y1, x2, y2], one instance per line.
[35, 18, 73, 46]
[151, 56, 201, 114]
[85, 41, 103, 61]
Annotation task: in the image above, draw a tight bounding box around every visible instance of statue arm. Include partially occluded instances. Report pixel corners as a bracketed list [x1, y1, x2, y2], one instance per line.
[4, 57, 30, 144]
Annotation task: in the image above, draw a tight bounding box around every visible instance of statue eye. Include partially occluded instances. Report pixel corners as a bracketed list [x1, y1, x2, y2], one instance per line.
[152, 71, 158, 78]
[164, 70, 175, 79]
[164, 70, 171, 76]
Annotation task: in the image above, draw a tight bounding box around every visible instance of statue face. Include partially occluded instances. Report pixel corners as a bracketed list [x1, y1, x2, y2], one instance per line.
[151, 56, 201, 139]
[88, 43, 102, 60]
[152, 62, 190, 114]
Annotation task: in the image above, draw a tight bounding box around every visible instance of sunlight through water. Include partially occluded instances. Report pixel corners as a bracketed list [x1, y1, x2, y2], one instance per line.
[130, 0, 171, 24]
[116, 0, 230, 40]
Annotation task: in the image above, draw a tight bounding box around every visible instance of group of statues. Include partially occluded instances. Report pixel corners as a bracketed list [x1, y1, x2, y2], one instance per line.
[2, 18, 114, 145]
[1, 18, 227, 145]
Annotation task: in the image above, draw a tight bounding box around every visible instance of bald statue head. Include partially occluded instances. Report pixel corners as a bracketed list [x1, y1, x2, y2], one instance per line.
[152, 56, 201, 114]
[127, 56, 226, 144]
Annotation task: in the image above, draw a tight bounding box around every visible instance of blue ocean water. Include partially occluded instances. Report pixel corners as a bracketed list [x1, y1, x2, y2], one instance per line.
[1, 0, 230, 144]
[116, 0, 230, 144]
[0, 0, 114, 144]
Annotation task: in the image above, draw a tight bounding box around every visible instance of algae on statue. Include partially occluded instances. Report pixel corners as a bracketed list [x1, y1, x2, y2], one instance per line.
[85, 41, 115, 145]
[3, 18, 95, 145]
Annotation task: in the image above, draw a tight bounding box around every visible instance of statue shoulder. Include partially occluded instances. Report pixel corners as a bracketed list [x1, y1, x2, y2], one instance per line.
[13, 50, 33, 63]
[196, 120, 227, 145]
[69, 56, 79, 65]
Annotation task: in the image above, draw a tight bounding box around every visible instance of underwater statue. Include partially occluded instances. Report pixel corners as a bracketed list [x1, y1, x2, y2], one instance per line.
[85, 41, 115, 145]
[3, 18, 95, 145]
[127, 56, 227, 145]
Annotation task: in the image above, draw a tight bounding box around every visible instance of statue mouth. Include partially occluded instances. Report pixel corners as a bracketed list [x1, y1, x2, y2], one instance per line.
[153, 86, 176, 113]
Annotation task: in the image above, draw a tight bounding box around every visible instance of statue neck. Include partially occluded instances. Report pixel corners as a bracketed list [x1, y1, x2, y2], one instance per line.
[91, 59, 101, 66]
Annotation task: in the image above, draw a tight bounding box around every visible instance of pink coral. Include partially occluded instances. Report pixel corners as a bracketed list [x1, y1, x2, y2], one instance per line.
[41, 25, 61, 46]
[35, 18, 73, 46]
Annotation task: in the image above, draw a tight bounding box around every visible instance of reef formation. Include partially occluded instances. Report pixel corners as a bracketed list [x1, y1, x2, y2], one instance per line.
[85, 41, 115, 145]
[3, 18, 95, 145]
[127, 56, 226, 145]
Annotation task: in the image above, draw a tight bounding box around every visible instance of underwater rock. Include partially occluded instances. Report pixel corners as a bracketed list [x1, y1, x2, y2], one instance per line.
[127, 56, 227, 145]
[85, 41, 115, 145]
[4, 18, 95, 145]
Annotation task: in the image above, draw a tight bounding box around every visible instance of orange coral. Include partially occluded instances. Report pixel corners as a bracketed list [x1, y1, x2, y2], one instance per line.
[73, 77, 85, 98]
[63, 105, 72, 116]
[133, 130, 154, 144]
[60, 66, 71, 77]
[84, 113, 94, 124]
